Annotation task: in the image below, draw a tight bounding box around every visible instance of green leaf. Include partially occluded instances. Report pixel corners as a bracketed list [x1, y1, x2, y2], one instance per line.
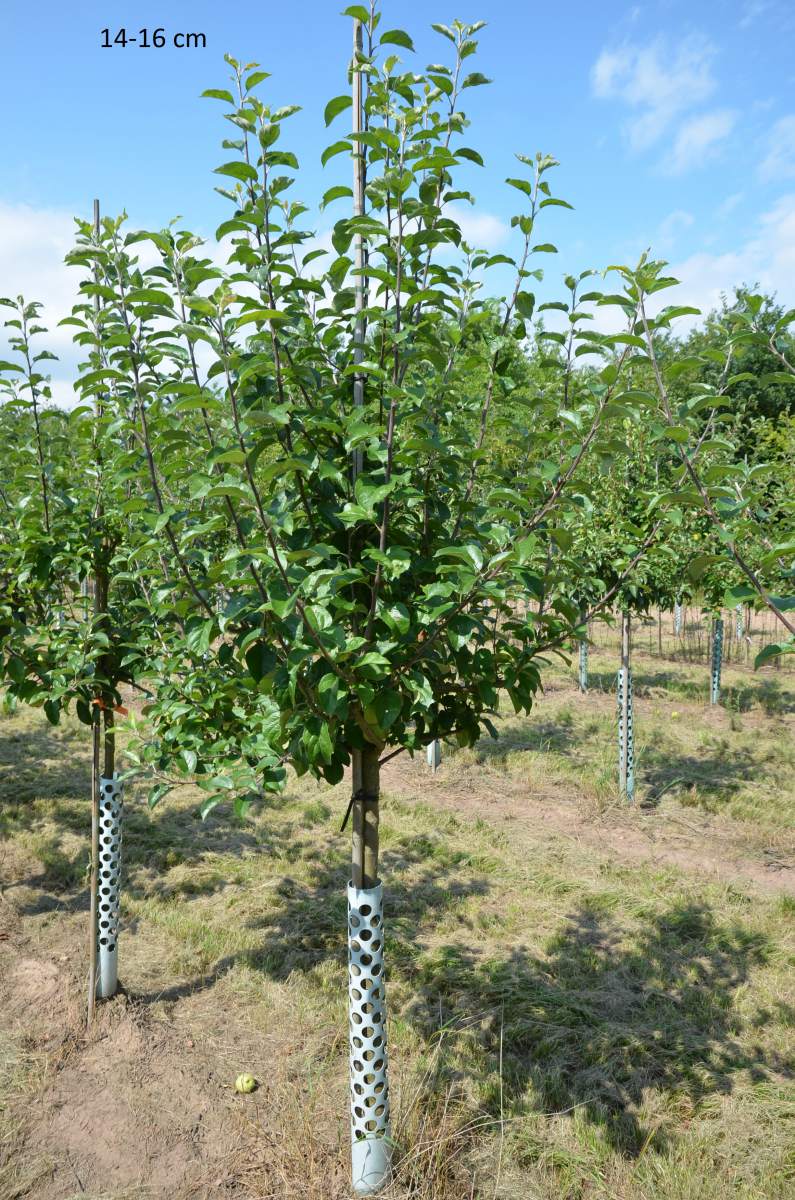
[372, 689, 402, 732]
[148, 783, 174, 810]
[201, 89, 235, 104]
[245, 641, 277, 682]
[235, 307, 286, 327]
[181, 749, 198, 774]
[321, 185, 353, 208]
[214, 161, 259, 183]
[755, 643, 783, 669]
[322, 139, 351, 167]
[380, 29, 415, 50]
[462, 72, 492, 88]
[324, 95, 352, 127]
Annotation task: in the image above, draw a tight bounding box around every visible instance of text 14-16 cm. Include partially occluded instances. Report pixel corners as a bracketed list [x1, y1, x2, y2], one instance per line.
[101, 29, 207, 49]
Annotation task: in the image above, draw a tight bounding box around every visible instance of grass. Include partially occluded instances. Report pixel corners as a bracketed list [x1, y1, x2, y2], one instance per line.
[1, 629, 794, 1198]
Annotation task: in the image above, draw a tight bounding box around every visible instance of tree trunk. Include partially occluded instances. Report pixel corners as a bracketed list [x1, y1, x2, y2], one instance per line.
[351, 743, 380, 889]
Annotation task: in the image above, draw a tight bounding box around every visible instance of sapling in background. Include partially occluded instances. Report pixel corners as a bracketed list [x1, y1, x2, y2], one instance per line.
[0, 272, 152, 1015]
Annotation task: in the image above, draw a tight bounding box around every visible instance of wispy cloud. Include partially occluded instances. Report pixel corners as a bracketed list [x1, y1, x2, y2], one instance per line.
[445, 204, 509, 251]
[739, 1, 773, 29]
[654, 209, 694, 252]
[759, 113, 795, 180]
[591, 35, 717, 152]
[665, 109, 737, 174]
[665, 192, 795, 322]
[716, 192, 744, 219]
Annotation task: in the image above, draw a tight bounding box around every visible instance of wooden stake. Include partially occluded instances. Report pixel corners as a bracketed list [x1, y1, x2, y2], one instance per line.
[351, 15, 366, 479]
[349, 18, 379, 894]
[87, 197, 102, 1027]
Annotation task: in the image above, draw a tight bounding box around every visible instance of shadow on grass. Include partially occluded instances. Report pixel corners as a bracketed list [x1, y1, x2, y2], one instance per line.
[6, 718, 791, 1165]
[639, 740, 759, 810]
[136, 883, 789, 1161]
[403, 900, 792, 1158]
[0, 724, 303, 926]
[128, 836, 492, 1003]
[471, 714, 579, 763]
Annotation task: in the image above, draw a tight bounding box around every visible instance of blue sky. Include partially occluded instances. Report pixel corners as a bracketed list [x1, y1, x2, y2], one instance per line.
[1, 0, 794, 400]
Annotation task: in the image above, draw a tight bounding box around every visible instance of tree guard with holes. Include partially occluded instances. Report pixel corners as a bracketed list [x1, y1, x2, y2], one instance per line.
[348, 881, 391, 1194]
[578, 638, 588, 693]
[674, 601, 682, 637]
[617, 667, 635, 803]
[735, 604, 744, 640]
[96, 775, 123, 998]
[711, 617, 724, 706]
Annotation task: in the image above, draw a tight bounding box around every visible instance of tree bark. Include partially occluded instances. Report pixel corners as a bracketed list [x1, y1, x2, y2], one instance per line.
[351, 743, 380, 889]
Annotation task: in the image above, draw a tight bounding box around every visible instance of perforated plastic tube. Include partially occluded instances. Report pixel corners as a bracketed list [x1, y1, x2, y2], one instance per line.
[711, 617, 724, 706]
[96, 775, 123, 999]
[578, 639, 588, 692]
[617, 667, 635, 802]
[674, 601, 682, 637]
[348, 881, 391, 1194]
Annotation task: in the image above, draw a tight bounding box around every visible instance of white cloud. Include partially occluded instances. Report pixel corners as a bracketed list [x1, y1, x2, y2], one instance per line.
[739, 0, 773, 29]
[591, 35, 717, 152]
[759, 114, 795, 180]
[444, 204, 509, 251]
[716, 191, 744, 219]
[665, 108, 737, 174]
[655, 209, 695, 251]
[663, 192, 795, 325]
[0, 202, 80, 355]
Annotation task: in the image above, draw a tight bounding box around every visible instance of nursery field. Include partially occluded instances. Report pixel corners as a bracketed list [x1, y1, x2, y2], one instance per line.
[2, 625, 794, 1200]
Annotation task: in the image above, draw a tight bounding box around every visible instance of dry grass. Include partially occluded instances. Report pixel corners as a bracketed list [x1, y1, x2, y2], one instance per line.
[1, 633, 794, 1199]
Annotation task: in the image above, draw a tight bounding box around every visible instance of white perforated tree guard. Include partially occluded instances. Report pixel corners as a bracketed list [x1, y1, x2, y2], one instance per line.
[735, 604, 744, 640]
[674, 601, 682, 637]
[617, 667, 635, 803]
[711, 617, 724, 706]
[578, 639, 588, 692]
[96, 775, 123, 998]
[427, 739, 441, 772]
[348, 881, 391, 1194]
